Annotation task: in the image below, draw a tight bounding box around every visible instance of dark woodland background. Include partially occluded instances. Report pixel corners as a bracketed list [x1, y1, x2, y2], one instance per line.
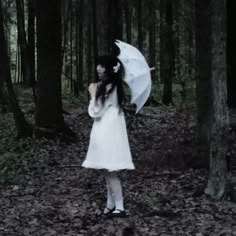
[0, 0, 236, 235]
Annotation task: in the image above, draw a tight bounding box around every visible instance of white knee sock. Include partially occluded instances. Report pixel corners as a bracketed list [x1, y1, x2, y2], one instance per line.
[105, 176, 115, 209]
[106, 172, 124, 211]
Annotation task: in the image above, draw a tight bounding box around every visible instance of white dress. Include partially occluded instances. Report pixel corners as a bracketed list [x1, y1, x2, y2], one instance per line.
[82, 86, 135, 171]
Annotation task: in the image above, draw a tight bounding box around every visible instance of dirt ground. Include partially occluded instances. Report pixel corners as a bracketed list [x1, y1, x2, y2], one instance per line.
[0, 104, 236, 236]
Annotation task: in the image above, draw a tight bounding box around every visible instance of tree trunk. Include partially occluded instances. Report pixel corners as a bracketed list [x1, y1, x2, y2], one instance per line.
[94, 0, 110, 55]
[175, 0, 190, 104]
[160, 0, 174, 105]
[0, 71, 7, 113]
[75, 0, 79, 95]
[148, 0, 156, 79]
[87, 1, 92, 90]
[124, 0, 132, 43]
[0, 0, 32, 137]
[204, 0, 229, 200]
[137, 0, 143, 51]
[27, 0, 36, 102]
[16, 0, 31, 85]
[70, 0, 73, 92]
[35, 0, 69, 138]
[92, 0, 98, 66]
[159, 0, 165, 84]
[226, 0, 236, 108]
[78, 0, 84, 92]
[62, 0, 71, 65]
[186, 0, 195, 80]
[108, 0, 123, 43]
[16, 43, 22, 83]
[93, 0, 123, 56]
[173, 0, 181, 83]
[195, 0, 212, 167]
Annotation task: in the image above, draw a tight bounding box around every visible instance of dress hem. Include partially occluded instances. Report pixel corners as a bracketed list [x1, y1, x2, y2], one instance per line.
[82, 161, 135, 171]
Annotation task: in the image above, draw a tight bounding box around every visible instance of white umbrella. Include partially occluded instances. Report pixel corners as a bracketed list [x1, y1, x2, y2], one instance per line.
[115, 40, 152, 113]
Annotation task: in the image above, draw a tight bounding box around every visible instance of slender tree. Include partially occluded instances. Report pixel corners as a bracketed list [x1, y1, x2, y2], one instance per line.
[62, 0, 71, 64]
[16, 43, 21, 83]
[160, 0, 174, 105]
[27, 0, 36, 101]
[0, 0, 32, 137]
[92, 0, 98, 65]
[124, 0, 132, 43]
[148, 0, 156, 78]
[137, 0, 143, 51]
[186, 0, 195, 80]
[75, 0, 79, 94]
[87, 10, 92, 87]
[78, 0, 84, 92]
[70, 0, 73, 92]
[227, 0, 236, 108]
[87, 0, 92, 90]
[16, 0, 31, 85]
[108, 0, 123, 43]
[93, 0, 110, 55]
[195, 0, 212, 167]
[0, 71, 7, 113]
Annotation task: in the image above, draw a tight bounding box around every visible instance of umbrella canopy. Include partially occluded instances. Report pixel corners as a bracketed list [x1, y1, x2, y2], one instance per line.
[115, 40, 152, 113]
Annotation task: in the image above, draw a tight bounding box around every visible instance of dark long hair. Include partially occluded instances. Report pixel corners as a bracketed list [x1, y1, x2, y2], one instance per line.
[95, 54, 124, 108]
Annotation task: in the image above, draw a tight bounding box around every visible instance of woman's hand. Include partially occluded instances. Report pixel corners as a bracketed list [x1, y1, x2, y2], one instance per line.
[88, 83, 97, 98]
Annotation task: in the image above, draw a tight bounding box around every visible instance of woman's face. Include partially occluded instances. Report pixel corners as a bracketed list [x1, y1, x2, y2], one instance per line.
[96, 64, 106, 79]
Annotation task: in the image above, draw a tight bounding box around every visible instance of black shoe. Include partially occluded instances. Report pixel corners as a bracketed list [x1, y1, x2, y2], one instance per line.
[103, 207, 115, 215]
[106, 209, 128, 218]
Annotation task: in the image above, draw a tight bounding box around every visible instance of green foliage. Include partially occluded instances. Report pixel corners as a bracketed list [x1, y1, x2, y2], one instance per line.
[150, 79, 196, 108]
[0, 110, 49, 186]
[141, 191, 161, 210]
[0, 133, 50, 186]
[61, 79, 72, 96]
[150, 80, 162, 103]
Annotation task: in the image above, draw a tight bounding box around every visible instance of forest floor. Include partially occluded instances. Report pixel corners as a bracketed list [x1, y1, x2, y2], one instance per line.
[0, 93, 236, 236]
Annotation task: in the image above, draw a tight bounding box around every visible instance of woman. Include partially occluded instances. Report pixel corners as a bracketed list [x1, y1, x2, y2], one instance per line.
[82, 54, 135, 217]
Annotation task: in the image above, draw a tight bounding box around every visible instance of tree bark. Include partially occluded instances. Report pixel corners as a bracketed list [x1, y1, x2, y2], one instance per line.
[108, 0, 123, 43]
[61, 0, 71, 65]
[70, 0, 73, 92]
[196, 0, 229, 199]
[148, 0, 156, 79]
[226, 0, 236, 108]
[173, 0, 181, 83]
[204, 0, 229, 200]
[0, 69, 7, 113]
[27, 0, 36, 102]
[195, 0, 212, 167]
[137, 0, 143, 51]
[0, 0, 32, 137]
[78, 0, 84, 92]
[16, 0, 31, 85]
[93, 0, 110, 55]
[124, 0, 132, 43]
[35, 0, 68, 138]
[92, 0, 98, 66]
[94, 0, 123, 56]
[87, 1, 92, 93]
[160, 0, 174, 105]
[75, 0, 79, 95]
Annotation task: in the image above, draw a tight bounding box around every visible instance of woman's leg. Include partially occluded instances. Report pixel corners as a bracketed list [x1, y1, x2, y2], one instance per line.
[105, 172, 124, 212]
[104, 173, 115, 211]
